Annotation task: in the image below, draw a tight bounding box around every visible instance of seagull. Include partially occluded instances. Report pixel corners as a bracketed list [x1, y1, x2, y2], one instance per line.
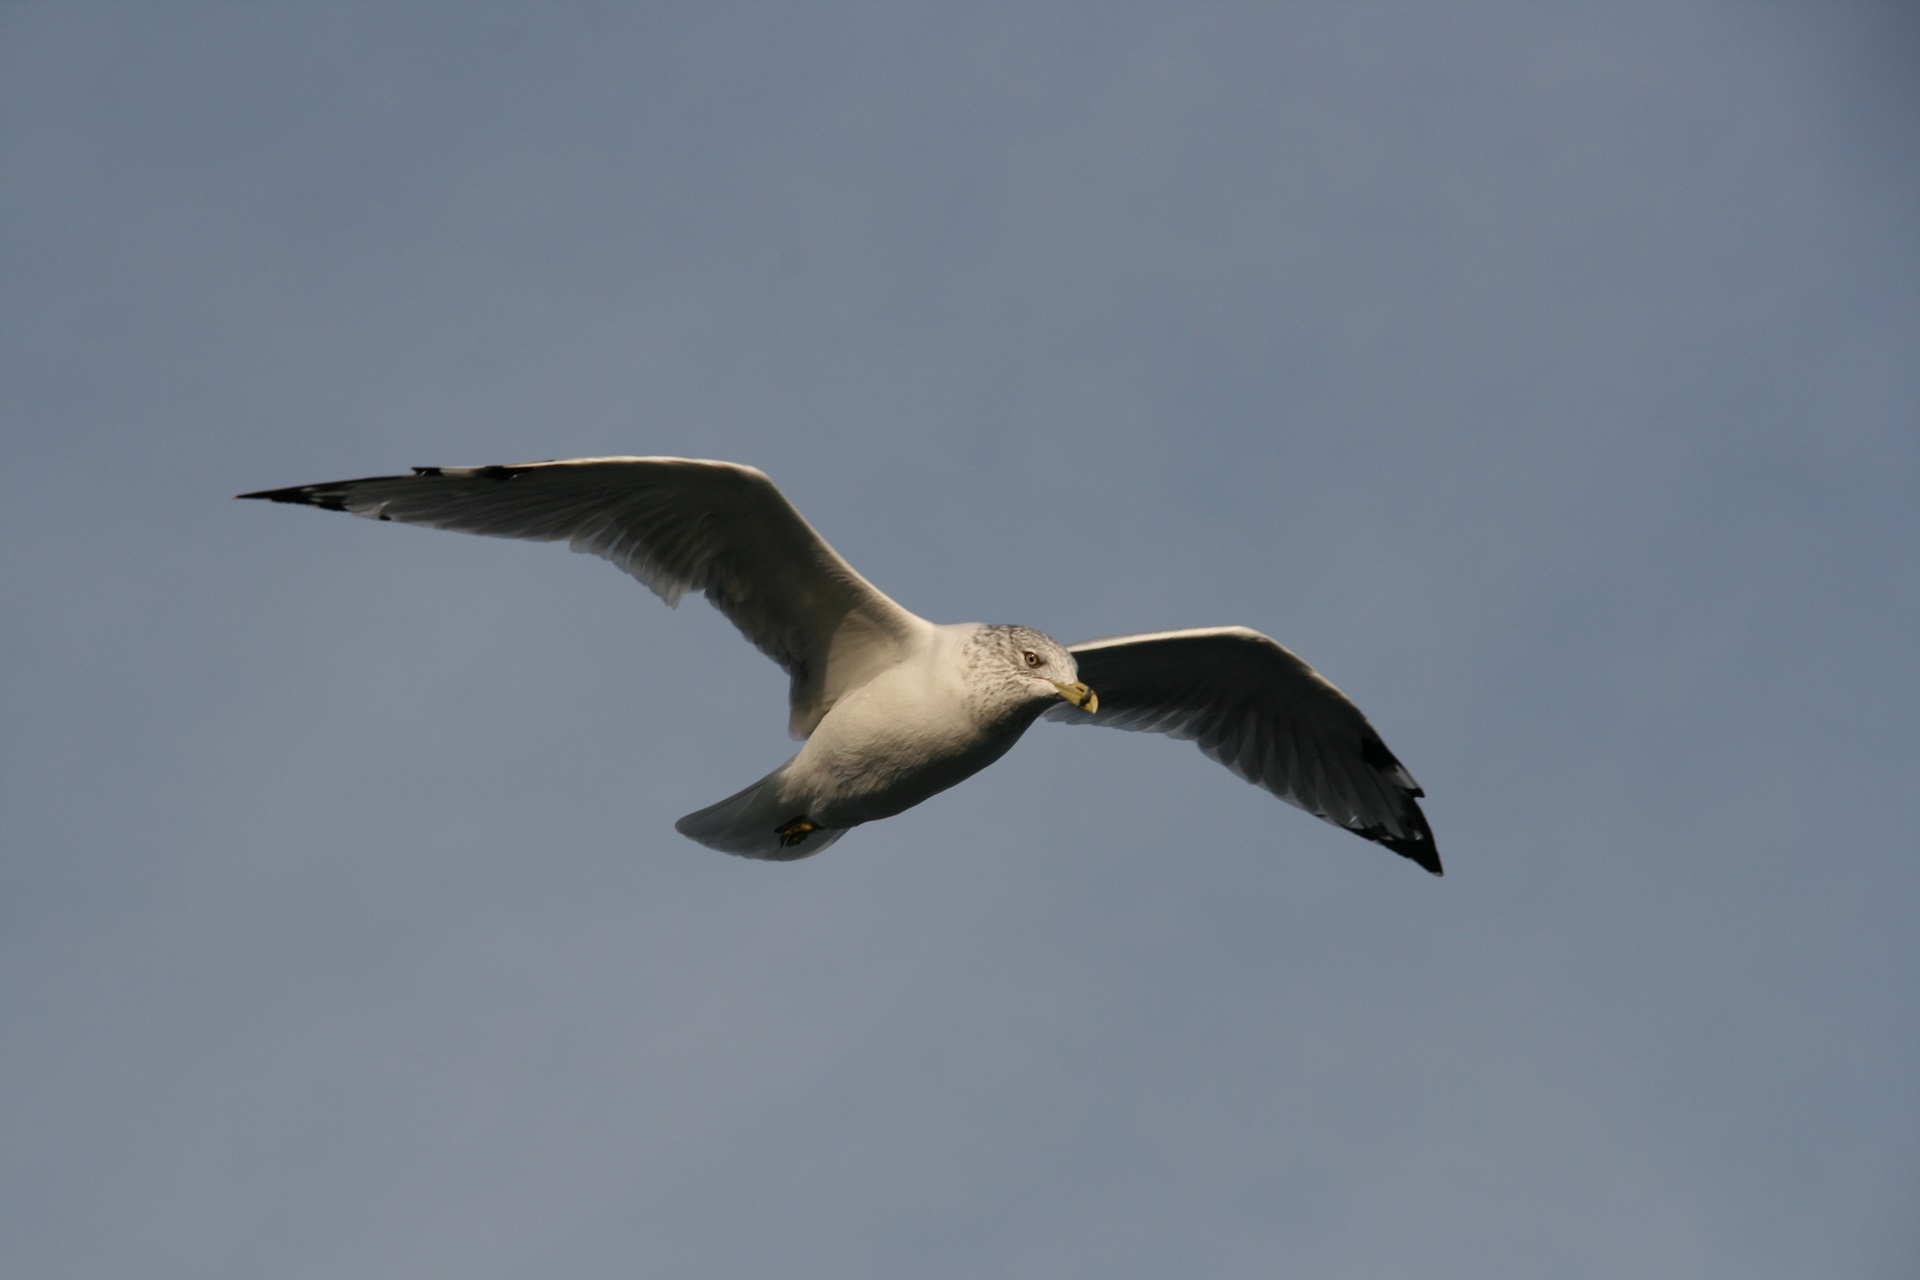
[240, 457, 1439, 874]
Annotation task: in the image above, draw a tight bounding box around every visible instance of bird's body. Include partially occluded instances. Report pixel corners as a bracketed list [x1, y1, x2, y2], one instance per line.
[241, 457, 1440, 873]
[678, 624, 1078, 857]
[787, 624, 1051, 828]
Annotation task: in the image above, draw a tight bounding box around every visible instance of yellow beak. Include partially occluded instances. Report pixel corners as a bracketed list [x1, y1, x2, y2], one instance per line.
[1053, 680, 1098, 713]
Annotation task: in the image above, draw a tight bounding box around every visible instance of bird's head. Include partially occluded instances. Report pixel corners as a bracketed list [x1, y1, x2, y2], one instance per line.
[983, 625, 1097, 714]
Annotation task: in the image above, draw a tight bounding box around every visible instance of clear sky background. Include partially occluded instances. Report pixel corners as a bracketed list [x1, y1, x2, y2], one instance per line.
[4, 5, 1916, 1277]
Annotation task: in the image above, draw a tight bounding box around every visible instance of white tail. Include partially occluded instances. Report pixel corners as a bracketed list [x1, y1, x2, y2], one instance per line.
[674, 763, 847, 861]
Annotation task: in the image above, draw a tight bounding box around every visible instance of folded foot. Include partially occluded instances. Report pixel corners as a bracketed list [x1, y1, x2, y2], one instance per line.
[775, 816, 820, 848]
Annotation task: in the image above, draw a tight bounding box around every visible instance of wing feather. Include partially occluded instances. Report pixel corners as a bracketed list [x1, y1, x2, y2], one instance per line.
[1047, 625, 1440, 873]
[240, 457, 930, 737]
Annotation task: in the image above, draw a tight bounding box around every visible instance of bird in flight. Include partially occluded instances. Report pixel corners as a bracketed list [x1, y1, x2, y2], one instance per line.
[241, 458, 1439, 873]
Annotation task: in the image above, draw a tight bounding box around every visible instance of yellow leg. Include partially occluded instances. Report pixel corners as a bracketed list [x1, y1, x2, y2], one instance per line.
[775, 816, 819, 848]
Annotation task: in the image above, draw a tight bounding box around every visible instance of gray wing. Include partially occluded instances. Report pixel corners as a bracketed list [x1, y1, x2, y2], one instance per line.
[240, 457, 931, 737]
[1046, 626, 1440, 874]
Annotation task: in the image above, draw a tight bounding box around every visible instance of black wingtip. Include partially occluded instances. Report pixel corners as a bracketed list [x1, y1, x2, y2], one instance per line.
[234, 484, 349, 512]
[1389, 836, 1444, 877]
[1356, 808, 1443, 876]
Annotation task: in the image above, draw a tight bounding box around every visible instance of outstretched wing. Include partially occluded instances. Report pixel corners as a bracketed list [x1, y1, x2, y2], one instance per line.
[240, 457, 931, 737]
[1046, 626, 1439, 874]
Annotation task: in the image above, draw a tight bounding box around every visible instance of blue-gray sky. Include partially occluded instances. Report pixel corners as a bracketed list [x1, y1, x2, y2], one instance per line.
[4, 5, 1917, 1276]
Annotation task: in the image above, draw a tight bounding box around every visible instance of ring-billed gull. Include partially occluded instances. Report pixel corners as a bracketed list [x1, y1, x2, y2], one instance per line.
[241, 457, 1439, 874]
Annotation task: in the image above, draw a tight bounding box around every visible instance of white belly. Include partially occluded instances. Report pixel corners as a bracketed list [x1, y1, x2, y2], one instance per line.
[782, 658, 1035, 828]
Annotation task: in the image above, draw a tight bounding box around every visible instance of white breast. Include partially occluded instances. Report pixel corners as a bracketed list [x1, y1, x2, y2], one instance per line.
[784, 624, 1031, 827]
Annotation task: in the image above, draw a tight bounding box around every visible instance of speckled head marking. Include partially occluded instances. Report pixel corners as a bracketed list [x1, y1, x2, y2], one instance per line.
[961, 624, 1091, 725]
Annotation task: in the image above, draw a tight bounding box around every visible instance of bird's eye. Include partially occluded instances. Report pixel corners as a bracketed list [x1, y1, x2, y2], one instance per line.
[1023, 651, 1042, 668]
